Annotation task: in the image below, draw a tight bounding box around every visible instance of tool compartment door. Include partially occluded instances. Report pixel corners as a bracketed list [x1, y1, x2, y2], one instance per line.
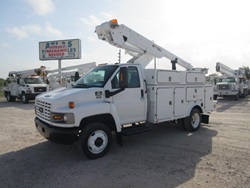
[156, 87, 173, 121]
[186, 87, 204, 101]
[205, 85, 214, 111]
[174, 87, 185, 117]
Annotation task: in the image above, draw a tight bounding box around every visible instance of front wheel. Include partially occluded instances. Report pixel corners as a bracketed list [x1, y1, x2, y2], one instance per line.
[78, 123, 112, 159]
[183, 108, 201, 131]
[213, 95, 218, 100]
[234, 93, 239, 101]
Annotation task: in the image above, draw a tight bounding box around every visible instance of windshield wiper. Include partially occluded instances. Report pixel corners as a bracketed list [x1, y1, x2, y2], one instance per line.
[73, 84, 89, 88]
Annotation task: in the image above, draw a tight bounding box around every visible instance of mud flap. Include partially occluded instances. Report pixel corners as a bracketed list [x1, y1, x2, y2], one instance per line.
[201, 114, 209, 124]
[116, 132, 123, 147]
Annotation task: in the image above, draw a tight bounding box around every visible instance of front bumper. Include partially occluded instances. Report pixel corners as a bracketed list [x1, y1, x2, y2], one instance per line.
[35, 117, 79, 144]
[214, 90, 238, 96]
[25, 93, 41, 100]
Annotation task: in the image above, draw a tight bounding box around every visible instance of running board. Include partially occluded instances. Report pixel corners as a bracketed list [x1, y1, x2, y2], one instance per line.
[122, 123, 152, 136]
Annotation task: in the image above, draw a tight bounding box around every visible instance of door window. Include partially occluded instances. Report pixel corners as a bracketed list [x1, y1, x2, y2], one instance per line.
[111, 66, 140, 89]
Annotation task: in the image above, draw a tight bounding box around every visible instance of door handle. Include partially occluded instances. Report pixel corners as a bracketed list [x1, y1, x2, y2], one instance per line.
[141, 89, 144, 98]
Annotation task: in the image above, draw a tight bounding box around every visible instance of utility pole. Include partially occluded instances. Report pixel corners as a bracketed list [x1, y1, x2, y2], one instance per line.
[118, 49, 121, 64]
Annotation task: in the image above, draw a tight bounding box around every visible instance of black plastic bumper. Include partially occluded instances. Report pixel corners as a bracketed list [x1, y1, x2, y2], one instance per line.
[35, 117, 79, 144]
[27, 93, 45, 100]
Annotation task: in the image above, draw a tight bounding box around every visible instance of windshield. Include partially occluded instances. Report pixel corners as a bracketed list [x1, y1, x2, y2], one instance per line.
[218, 77, 236, 83]
[74, 65, 118, 88]
[24, 77, 45, 84]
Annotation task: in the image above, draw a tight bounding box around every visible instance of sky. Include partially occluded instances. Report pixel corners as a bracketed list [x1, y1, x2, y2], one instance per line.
[1, 0, 250, 78]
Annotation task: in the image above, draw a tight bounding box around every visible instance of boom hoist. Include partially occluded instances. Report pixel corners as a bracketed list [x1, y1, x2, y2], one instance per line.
[95, 19, 207, 74]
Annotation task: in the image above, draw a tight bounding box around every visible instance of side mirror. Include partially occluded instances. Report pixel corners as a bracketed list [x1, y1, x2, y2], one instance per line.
[119, 67, 128, 88]
[17, 79, 20, 84]
[75, 72, 80, 81]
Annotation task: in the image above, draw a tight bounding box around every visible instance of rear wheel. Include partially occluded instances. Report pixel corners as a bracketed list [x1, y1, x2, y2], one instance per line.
[183, 108, 201, 131]
[21, 94, 29, 104]
[6, 93, 15, 102]
[78, 122, 112, 159]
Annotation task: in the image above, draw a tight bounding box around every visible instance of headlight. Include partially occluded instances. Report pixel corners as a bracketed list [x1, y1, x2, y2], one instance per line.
[50, 112, 75, 124]
[231, 84, 237, 91]
[26, 89, 32, 93]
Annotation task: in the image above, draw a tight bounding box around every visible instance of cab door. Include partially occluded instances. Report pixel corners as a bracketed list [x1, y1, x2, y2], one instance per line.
[111, 66, 147, 125]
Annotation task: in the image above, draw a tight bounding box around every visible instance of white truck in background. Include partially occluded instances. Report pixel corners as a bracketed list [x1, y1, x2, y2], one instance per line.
[47, 62, 96, 90]
[34, 19, 215, 159]
[214, 62, 248, 100]
[248, 80, 250, 94]
[3, 66, 49, 103]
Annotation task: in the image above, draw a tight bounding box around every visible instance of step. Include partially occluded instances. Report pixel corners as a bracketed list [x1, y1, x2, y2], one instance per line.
[122, 123, 153, 136]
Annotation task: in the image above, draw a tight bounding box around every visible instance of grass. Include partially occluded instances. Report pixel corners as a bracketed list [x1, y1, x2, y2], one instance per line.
[0, 87, 4, 97]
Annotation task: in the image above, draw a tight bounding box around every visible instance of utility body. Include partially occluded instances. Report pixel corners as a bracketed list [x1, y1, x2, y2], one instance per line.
[4, 66, 49, 103]
[214, 62, 248, 100]
[35, 20, 215, 159]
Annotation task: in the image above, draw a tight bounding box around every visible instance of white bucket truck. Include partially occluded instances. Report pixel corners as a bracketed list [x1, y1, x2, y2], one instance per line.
[4, 66, 49, 103]
[214, 62, 248, 100]
[35, 20, 215, 159]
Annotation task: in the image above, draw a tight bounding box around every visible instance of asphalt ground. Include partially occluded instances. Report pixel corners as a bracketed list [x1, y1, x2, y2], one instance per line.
[0, 96, 249, 188]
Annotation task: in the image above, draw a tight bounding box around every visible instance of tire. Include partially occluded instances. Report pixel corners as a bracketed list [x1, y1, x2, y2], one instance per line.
[6, 93, 15, 102]
[21, 94, 29, 104]
[234, 93, 239, 101]
[183, 108, 201, 131]
[213, 95, 218, 100]
[78, 123, 112, 159]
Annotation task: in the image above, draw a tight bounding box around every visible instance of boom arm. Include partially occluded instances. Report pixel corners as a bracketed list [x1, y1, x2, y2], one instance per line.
[216, 62, 244, 77]
[47, 62, 96, 74]
[95, 19, 193, 70]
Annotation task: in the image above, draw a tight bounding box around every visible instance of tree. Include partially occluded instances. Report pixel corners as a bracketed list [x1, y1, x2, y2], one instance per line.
[242, 66, 250, 80]
[0, 78, 5, 87]
[0, 78, 6, 96]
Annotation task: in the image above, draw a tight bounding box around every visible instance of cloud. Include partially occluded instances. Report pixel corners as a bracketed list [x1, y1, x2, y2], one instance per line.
[44, 23, 64, 38]
[80, 15, 101, 27]
[26, 0, 55, 16]
[6, 27, 28, 39]
[0, 43, 10, 50]
[6, 23, 64, 39]
[21, 24, 42, 35]
[80, 12, 116, 27]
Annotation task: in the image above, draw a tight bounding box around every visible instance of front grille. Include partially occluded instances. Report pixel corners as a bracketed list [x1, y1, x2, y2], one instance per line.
[35, 100, 51, 121]
[218, 85, 230, 90]
[34, 87, 47, 92]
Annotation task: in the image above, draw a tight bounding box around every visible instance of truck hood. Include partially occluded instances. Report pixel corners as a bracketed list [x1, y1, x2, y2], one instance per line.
[36, 87, 105, 111]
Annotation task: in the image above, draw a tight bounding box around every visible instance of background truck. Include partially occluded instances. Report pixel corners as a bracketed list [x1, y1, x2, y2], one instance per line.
[46, 62, 96, 90]
[34, 19, 215, 159]
[214, 62, 248, 100]
[3, 66, 49, 103]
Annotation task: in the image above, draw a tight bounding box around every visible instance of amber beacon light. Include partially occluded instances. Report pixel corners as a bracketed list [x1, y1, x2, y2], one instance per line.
[69, 102, 75, 109]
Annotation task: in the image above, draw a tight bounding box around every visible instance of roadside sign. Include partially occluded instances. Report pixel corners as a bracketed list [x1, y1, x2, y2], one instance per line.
[39, 39, 81, 61]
